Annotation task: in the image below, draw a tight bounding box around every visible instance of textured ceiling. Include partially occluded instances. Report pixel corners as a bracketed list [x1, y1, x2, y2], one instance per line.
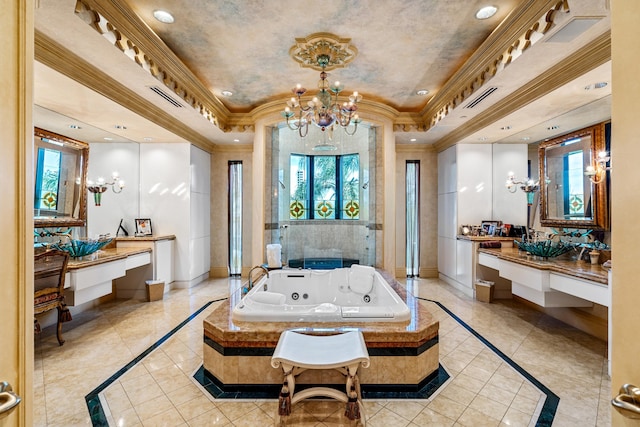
[131, 0, 519, 112]
[33, 0, 612, 148]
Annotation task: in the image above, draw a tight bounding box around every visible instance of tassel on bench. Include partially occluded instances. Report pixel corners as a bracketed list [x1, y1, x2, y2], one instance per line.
[344, 386, 360, 420]
[278, 380, 291, 416]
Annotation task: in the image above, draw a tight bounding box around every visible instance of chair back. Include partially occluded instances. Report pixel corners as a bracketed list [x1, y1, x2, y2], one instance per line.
[34, 249, 69, 315]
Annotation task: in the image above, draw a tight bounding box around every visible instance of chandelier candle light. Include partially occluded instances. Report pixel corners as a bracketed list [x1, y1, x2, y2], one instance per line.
[584, 151, 611, 184]
[282, 33, 363, 138]
[87, 171, 124, 206]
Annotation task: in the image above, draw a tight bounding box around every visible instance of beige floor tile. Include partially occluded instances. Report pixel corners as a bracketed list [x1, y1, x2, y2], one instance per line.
[500, 406, 534, 426]
[412, 407, 456, 426]
[427, 394, 467, 421]
[139, 406, 186, 427]
[32, 277, 610, 427]
[456, 407, 501, 427]
[469, 394, 509, 420]
[384, 400, 427, 422]
[366, 407, 411, 427]
[184, 407, 231, 426]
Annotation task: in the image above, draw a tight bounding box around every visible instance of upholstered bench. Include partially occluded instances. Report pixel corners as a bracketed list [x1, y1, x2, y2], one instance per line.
[271, 330, 370, 426]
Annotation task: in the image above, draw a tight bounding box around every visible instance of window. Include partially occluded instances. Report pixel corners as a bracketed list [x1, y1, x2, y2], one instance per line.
[34, 147, 62, 211]
[228, 161, 242, 276]
[289, 153, 359, 220]
[565, 150, 585, 216]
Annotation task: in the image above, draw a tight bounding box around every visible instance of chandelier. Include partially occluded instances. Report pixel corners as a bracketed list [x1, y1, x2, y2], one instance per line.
[281, 33, 362, 137]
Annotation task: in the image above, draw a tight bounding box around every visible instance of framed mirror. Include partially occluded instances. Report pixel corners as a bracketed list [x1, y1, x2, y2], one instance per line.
[34, 127, 89, 228]
[538, 122, 609, 230]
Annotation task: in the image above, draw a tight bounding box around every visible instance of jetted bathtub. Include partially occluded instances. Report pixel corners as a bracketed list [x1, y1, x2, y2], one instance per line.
[232, 265, 411, 322]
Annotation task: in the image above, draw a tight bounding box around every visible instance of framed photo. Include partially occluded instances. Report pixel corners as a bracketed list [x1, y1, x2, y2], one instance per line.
[135, 218, 153, 236]
[481, 221, 499, 236]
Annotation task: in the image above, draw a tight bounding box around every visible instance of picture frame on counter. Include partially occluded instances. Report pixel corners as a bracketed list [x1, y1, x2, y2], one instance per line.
[135, 218, 153, 236]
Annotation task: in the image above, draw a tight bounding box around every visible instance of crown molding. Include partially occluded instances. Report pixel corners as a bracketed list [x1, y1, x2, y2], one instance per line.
[395, 143, 436, 153]
[212, 143, 253, 154]
[435, 30, 611, 151]
[75, 0, 232, 131]
[421, 0, 570, 128]
[35, 30, 216, 152]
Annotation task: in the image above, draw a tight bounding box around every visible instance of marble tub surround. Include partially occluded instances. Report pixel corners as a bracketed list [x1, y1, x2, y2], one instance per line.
[32, 276, 611, 426]
[479, 246, 608, 284]
[203, 274, 441, 395]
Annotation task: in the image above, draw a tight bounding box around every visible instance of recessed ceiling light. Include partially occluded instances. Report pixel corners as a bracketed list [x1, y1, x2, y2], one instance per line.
[478, 137, 488, 141]
[221, 90, 233, 97]
[114, 125, 127, 130]
[416, 89, 429, 96]
[521, 137, 531, 141]
[153, 10, 175, 24]
[68, 124, 81, 129]
[103, 137, 113, 141]
[233, 139, 240, 142]
[143, 137, 153, 142]
[475, 5, 497, 20]
[410, 138, 417, 142]
[500, 125, 512, 130]
[547, 125, 560, 131]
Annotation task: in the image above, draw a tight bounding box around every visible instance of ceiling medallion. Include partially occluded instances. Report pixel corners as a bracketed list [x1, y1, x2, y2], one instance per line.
[289, 32, 358, 71]
[282, 33, 362, 137]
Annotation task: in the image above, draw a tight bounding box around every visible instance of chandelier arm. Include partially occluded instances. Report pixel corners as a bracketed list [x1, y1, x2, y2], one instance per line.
[344, 122, 358, 136]
[298, 121, 309, 138]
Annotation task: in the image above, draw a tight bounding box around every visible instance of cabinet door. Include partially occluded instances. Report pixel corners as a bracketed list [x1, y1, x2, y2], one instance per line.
[155, 239, 174, 284]
[456, 239, 473, 289]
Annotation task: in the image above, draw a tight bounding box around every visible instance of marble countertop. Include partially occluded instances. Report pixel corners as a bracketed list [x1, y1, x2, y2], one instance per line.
[66, 247, 151, 271]
[478, 247, 608, 284]
[457, 235, 517, 242]
[115, 234, 175, 242]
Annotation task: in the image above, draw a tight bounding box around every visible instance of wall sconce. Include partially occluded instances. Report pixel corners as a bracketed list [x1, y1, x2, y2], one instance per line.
[506, 173, 539, 204]
[585, 151, 611, 184]
[87, 172, 125, 206]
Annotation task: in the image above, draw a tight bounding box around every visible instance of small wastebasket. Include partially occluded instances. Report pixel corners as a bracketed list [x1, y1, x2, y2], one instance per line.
[145, 280, 165, 302]
[474, 280, 494, 303]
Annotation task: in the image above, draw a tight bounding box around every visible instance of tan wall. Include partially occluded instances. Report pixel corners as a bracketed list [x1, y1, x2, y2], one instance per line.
[395, 145, 439, 278]
[209, 146, 253, 277]
[611, 1, 640, 424]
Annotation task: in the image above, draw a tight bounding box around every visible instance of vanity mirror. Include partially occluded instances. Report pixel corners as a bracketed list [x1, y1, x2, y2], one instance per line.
[538, 122, 609, 230]
[34, 127, 89, 228]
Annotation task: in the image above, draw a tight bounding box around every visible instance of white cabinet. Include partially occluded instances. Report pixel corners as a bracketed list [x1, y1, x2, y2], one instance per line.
[115, 236, 175, 298]
[456, 239, 473, 289]
[549, 272, 609, 307]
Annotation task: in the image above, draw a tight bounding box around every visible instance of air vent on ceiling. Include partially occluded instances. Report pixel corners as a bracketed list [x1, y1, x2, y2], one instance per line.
[148, 86, 184, 108]
[464, 87, 498, 109]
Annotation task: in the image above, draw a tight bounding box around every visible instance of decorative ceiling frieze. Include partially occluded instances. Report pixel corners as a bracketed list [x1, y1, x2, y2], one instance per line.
[35, 30, 217, 152]
[423, 0, 571, 130]
[289, 33, 358, 71]
[434, 30, 611, 151]
[73, 0, 256, 134]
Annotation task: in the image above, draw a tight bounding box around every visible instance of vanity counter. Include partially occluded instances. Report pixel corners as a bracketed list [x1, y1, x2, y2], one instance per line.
[478, 247, 608, 285]
[66, 247, 152, 271]
[115, 234, 175, 242]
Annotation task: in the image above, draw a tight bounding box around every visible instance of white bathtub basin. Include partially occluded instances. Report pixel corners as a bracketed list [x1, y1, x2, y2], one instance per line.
[232, 266, 411, 322]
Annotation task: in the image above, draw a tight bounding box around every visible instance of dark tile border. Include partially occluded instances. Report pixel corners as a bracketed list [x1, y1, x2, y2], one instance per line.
[193, 364, 450, 400]
[85, 298, 226, 427]
[419, 298, 559, 427]
[203, 334, 439, 357]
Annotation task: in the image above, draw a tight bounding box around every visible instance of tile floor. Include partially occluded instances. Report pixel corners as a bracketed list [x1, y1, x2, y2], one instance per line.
[34, 277, 611, 426]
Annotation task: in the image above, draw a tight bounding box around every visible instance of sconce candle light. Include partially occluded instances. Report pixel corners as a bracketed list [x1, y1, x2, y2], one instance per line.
[585, 151, 611, 184]
[506, 173, 540, 204]
[87, 172, 124, 206]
